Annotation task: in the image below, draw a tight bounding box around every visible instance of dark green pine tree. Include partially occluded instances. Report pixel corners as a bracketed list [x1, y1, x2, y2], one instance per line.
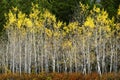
[101, 0, 120, 18]
[44, 0, 80, 23]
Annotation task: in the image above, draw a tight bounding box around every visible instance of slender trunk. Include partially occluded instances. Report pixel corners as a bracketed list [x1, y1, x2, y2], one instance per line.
[114, 39, 118, 73]
[5, 41, 9, 73]
[28, 33, 32, 74]
[19, 35, 22, 74]
[83, 37, 86, 74]
[33, 33, 37, 73]
[110, 38, 113, 72]
[56, 56, 59, 72]
[12, 32, 16, 73]
[95, 29, 101, 75]
[87, 39, 91, 73]
[74, 41, 77, 73]
[44, 34, 48, 72]
[24, 35, 27, 73]
[64, 59, 67, 72]
[52, 40, 55, 72]
[52, 56, 55, 72]
[40, 40, 43, 72]
[36, 35, 40, 73]
[102, 41, 105, 73]
[69, 51, 72, 73]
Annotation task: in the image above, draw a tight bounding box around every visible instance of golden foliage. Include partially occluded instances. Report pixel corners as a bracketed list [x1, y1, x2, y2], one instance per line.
[93, 5, 100, 13]
[17, 11, 26, 28]
[30, 4, 40, 20]
[8, 10, 16, 25]
[45, 28, 52, 37]
[84, 16, 95, 28]
[4, 3, 120, 52]
[80, 2, 89, 11]
[54, 21, 63, 29]
[43, 10, 56, 23]
[24, 18, 33, 28]
[118, 5, 120, 15]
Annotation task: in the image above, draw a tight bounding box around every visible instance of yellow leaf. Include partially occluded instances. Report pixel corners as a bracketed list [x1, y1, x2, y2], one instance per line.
[118, 6, 120, 15]
[17, 20, 22, 28]
[93, 5, 100, 13]
[24, 18, 33, 27]
[8, 11, 16, 24]
[84, 17, 94, 28]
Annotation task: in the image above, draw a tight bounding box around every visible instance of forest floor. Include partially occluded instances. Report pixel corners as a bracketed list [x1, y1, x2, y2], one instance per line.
[0, 72, 120, 80]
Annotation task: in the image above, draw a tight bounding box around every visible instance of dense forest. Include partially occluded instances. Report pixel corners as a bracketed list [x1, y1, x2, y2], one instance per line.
[0, 0, 120, 79]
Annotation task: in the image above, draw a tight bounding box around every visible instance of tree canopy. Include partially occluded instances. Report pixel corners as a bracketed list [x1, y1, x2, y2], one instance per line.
[0, 0, 120, 33]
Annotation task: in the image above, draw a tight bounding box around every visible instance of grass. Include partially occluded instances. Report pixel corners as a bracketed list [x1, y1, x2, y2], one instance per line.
[0, 72, 120, 80]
